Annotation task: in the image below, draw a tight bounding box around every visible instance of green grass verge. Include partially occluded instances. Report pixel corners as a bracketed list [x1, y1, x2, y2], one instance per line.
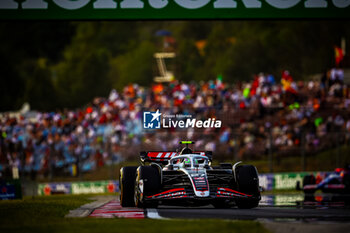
[0, 194, 270, 233]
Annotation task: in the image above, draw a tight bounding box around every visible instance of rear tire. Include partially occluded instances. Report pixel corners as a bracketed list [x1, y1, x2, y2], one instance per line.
[119, 166, 138, 207]
[235, 165, 260, 209]
[134, 166, 161, 208]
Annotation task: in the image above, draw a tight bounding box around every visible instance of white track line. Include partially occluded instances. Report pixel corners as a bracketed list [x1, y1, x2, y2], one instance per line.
[146, 208, 166, 219]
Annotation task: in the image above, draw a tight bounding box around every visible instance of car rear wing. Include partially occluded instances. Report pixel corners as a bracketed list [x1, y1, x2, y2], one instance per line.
[140, 151, 212, 165]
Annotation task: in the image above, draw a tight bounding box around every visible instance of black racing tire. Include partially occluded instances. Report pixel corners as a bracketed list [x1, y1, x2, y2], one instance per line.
[134, 166, 161, 208]
[303, 174, 316, 194]
[235, 165, 260, 209]
[119, 166, 138, 207]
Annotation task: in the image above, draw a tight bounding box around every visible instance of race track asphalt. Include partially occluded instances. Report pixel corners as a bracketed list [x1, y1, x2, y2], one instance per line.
[68, 193, 350, 233]
[155, 193, 350, 221]
[155, 205, 350, 221]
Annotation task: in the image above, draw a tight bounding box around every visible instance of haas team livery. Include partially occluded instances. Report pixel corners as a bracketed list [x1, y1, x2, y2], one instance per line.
[119, 141, 261, 209]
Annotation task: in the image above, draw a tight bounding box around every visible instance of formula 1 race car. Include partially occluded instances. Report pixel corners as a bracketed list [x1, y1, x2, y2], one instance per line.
[299, 166, 350, 194]
[119, 141, 261, 209]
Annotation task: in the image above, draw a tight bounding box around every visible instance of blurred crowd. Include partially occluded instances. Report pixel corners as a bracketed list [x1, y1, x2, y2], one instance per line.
[1, 68, 350, 178]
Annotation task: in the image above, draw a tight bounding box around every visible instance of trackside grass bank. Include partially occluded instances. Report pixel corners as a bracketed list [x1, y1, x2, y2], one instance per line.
[0, 194, 270, 233]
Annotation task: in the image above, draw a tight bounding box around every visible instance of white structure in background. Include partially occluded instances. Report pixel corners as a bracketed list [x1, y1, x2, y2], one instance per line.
[153, 52, 175, 83]
[0, 102, 32, 120]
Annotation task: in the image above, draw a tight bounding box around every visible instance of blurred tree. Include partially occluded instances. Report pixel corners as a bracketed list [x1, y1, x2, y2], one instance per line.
[1, 20, 349, 111]
[0, 55, 25, 111]
[203, 22, 235, 81]
[21, 59, 57, 111]
[109, 41, 156, 90]
[176, 38, 203, 82]
[0, 22, 74, 111]
[55, 46, 111, 108]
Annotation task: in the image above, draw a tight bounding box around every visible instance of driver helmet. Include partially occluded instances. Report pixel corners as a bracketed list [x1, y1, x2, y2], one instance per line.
[184, 158, 191, 167]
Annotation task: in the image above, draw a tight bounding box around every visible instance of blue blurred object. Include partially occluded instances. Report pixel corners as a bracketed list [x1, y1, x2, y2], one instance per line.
[267, 74, 275, 85]
[155, 29, 172, 36]
[56, 160, 64, 168]
[82, 161, 95, 172]
[220, 130, 230, 143]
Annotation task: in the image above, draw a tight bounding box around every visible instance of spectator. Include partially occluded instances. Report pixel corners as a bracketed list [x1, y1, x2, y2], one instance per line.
[1, 71, 350, 178]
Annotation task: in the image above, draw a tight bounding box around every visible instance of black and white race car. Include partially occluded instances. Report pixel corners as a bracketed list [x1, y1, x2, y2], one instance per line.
[119, 141, 261, 209]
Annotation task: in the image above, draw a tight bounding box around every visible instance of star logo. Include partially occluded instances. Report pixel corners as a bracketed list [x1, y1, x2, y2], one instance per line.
[150, 109, 161, 122]
[143, 110, 162, 129]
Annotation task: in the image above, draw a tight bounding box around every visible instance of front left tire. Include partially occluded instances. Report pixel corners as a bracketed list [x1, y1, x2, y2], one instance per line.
[134, 166, 161, 208]
[119, 166, 138, 207]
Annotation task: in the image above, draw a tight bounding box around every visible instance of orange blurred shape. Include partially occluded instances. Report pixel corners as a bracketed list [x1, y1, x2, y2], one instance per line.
[315, 195, 323, 202]
[152, 83, 164, 94]
[195, 40, 206, 55]
[316, 173, 322, 184]
[126, 84, 135, 98]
